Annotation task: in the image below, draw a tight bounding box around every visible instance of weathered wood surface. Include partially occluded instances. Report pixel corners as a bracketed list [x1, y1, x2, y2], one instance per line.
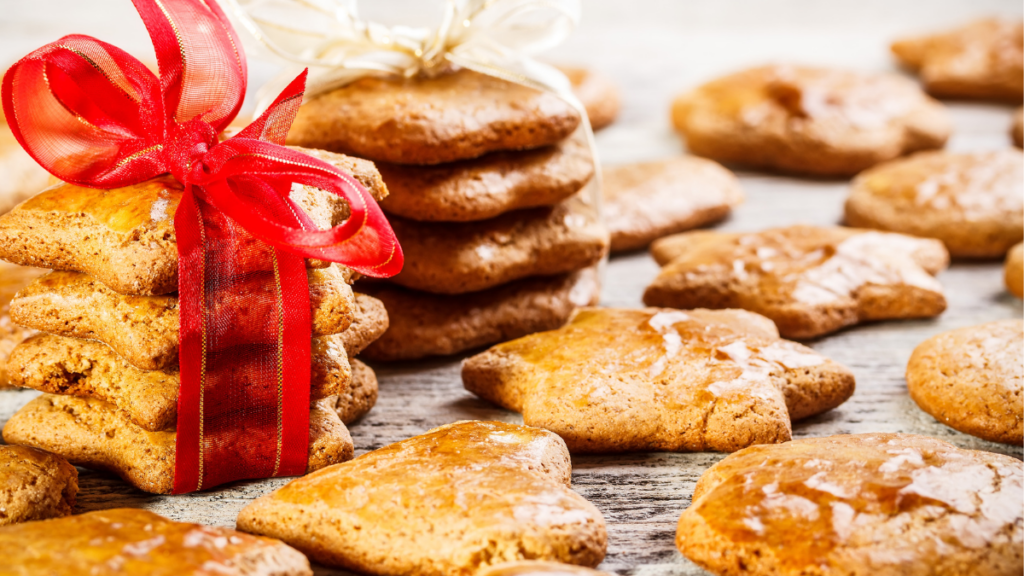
[1, 1, 1022, 575]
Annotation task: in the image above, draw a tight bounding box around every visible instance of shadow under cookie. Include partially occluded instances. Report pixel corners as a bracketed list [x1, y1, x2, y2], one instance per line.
[462, 307, 855, 454]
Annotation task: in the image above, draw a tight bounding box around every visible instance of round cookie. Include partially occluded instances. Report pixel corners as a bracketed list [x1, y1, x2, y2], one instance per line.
[378, 135, 594, 222]
[0, 445, 77, 525]
[892, 18, 1023, 102]
[288, 68, 581, 165]
[906, 319, 1022, 445]
[845, 149, 1023, 258]
[604, 156, 744, 252]
[557, 66, 621, 131]
[671, 64, 951, 176]
[479, 561, 613, 576]
[1006, 242, 1023, 298]
[676, 433, 1023, 576]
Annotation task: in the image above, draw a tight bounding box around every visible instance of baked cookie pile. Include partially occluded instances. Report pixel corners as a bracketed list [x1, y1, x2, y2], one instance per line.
[0, 149, 391, 494]
[286, 68, 610, 361]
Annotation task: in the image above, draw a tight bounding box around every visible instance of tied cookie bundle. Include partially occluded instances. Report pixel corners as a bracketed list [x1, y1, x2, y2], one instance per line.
[0, 0, 401, 494]
[227, 0, 611, 361]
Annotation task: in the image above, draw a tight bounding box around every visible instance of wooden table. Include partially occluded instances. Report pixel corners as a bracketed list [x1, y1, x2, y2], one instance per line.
[1, 1, 1021, 574]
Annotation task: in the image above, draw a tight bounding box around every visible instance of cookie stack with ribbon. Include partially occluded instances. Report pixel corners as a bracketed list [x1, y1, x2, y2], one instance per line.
[235, 0, 611, 361]
[0, 0, 401, 494]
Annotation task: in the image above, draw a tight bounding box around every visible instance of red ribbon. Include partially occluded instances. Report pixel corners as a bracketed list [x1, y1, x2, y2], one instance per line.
[2, 0, 402, 493]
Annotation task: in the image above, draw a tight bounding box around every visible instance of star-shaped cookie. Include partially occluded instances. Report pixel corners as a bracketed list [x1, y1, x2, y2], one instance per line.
[645, 225, 949, 339]
[462, 307, 854, 453]
[237, 420, 607, 575]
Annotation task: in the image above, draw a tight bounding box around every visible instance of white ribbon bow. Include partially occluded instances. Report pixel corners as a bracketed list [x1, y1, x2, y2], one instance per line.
[224, 0, 584, 114]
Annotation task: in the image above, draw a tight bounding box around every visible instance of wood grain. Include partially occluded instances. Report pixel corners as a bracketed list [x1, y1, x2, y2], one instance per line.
[1, 1, 1022, 575]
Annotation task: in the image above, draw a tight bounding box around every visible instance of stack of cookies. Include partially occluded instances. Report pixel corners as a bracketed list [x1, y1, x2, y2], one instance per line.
[287, 68, 610, 361]
[0, 148, 391, 494]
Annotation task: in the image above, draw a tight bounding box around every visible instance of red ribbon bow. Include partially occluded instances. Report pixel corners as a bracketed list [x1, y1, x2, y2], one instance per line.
[2, 0, 402, 493]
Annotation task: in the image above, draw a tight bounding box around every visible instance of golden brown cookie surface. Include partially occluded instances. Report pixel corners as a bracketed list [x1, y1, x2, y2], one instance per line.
[892, 18, 1023, 102]
[362, 267, 600, 362]
[671, 64, 950, 176]
[7, 333, 351, 432]
[604, 156, 743, 252]
[676, 433, 1023, 576]
[388, 195, 607, 294]
[1006, 242, 1023, 298]
[0, 508, 312, 576]
[378, 135, 593, 222]
[845, 149, 1024, 258]
[557, 66, 621, 131]
[0, 261, 45, 389]
[10, 266, 354, 371]
[237, 420, 607, 575]
[289, 69, 581, 165]
[1013, 108, 1023, 147]
[0, 445, 77, 526]
[907, 320, 1023, 445]
[339, 293, 389, 357]
[463, 307, 854, 453]
[645, 225, 949, 339]
[2, 394, 353, 494]
[0, 149, 386, 296]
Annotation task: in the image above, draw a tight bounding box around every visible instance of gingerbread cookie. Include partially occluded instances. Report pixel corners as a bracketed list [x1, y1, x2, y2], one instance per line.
[604, 156, 743, 252]
[892, 18, 1023, 102]
[463, 308, 854, 453]
[339, 293, 389, 357]
[3, 394, 353, 494]
[362, 268, 600, 361]
[845, 149, 1024, 258]
[0, 148, 387, 296]
[0, 445, 77, 526]
[1007, 243, 1023, 298]
[0, 125, 50, 215]
[331, 358, 378, 425]
[676, 433, 1023, 576]
[480, 561, 613, 576]
[11, 266, 354, 371]
[906, 320, 1022, 445]
[0, 508, 312, 575]
[378, 135, 593, 222]
[645, 226, 949, 339]
[7, 333, 351, 432]
[0, 261, 45, 389]
[671, 64, 951, 176]
[289, 69, 580, 165]
[237, 421, 607, 574]
[388, 195, 607, 294]
[557, 66, 621, 131]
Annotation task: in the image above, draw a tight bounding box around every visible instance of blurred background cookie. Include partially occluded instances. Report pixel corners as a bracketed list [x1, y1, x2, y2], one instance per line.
[845, 149, 1024, 258]
[906, 319, 1022, 445]
[603, 156, 744, 252]
[0, 261, 45, 390]
[671, 64, 951, 176]
[1006, 242, 1023, 297]
[556, 65, 622, 131]
[892, 18, 1023, 102]
[645, 225, 949, 339]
